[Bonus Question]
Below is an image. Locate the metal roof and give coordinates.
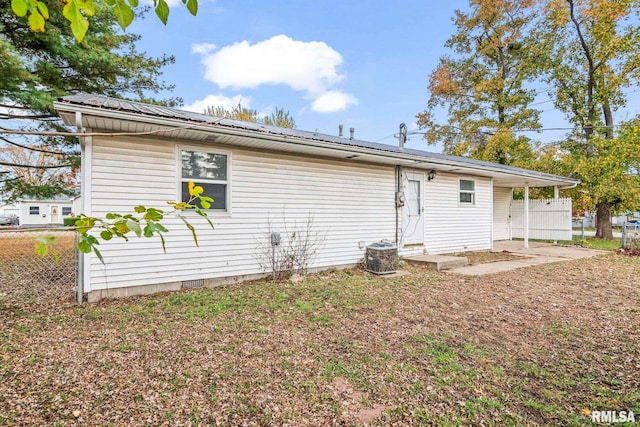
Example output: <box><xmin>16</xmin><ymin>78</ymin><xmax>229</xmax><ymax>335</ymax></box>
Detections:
<box><xmin>56</xmin><ymin>94</ymin><xmax>580</xmax><ymax>187</ymax></box>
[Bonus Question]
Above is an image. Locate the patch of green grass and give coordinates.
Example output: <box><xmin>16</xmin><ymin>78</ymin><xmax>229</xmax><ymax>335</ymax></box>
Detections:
<box><xmin>572</xmin><ymin>235</ymin><xmax>620</xmax><ymax>250</ymax></box>
<box><xmin>321</xmin><ymin>359</ymin><xmax>348</xmax><ymax>379</ymax></box>
<box><xmin>523</xmin><ymin>398</ymin><xmax>559</xmax><ymax>414</ymax></box>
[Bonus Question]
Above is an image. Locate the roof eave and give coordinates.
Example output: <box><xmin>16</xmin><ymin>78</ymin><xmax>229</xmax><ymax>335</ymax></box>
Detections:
<box><xmin>54</xmin><ymin>101</ymin><xmax>580</xmax><ymax>188</ymax></box>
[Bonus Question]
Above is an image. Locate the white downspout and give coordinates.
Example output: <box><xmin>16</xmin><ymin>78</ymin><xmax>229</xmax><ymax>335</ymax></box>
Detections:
<box><xmin>75</xmin><ymin>111</ymin><xmax>84</xmax><ymax>303</ymax></box>
<box><xmin>524</xmin><ymin>183</ymin><xmax>529</xmax><ymax>249</ymax></box>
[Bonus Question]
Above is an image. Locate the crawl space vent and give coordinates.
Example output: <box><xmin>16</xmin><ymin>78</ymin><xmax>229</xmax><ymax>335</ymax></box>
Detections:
<box><xmin>365</xmin><ymin>241</ymin><xmax>398</xmax><ymax>274</ymax></box>
<box><xmin>182</xmin><ymin>279</ymin><xmax>204</xmax><ymax>289</ymax></box>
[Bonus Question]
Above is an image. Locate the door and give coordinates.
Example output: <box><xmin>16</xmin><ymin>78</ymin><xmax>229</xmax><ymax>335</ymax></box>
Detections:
<box><xmin>50</xmin><ymin>205</ymin><xmax>60</xmax><ymax>224</ymax></box>
<box><xmin>402</xmin><ymin>172</ymin><xmax>425</xmax><ymax>245</ymax></box>
<box><xmin>493</xmin><ymin>187</ymin><xmax>512</xmax><ymax>240</ymax></box>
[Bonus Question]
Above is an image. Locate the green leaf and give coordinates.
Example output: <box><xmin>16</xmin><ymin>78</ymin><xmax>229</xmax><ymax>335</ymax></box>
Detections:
<box><xmin>154</xmin><ymin>223</ymin><xmax>169</xmax><ymax>233</ymax></box>
<box><xmin>93</xmin><ymin>246</ymin><xmax>104</xmax><ymax>264</ymax></box>
<box><xmin>62</xmin><ymin>0</ymin><xmax>89</xmax><ymax>40</ymax></box>
<box><xmin>195</xmin><ymin>207</ymin><xmax>215</xmax><ymax>230</ymax></box>
<box><xmin>114</xmin><ymin>0</ymin><xmax>134</xmax><ymax>29</ymax></box>
<box><xmin>36</xmin><ymin>1</ymin><xmax>49</xmax><ymax>19</ymax></box>
<box><xmin>178</xmin><ymin>214</ymin><xmax>198</xmax><ymax>246</ymax></box>
<box><xmin>143</xmin><ymin>223</ymin><xmax>154</xmax><ymax>238</ymax></box>
<box><xmin>126</xmin><ymin>218</ymin><xmax>142</xmax><ymax>237</ymax></box>
<box><xmin>158</xmin><ymin>232</ymin><xmax>166</xmax><ymax>253</ymax></box>
<box><xmin>78</xmin><ymin>237</ymin><xmax>93</xmax><ymax>253</ymax></box>
<box><xmin>134</xmin><ymin>205</ymin><xmax>146</xmax><ymax>213</ymax></box>
<box><xmin>105</xmin><ymin>213</ymin><xmax>121</xmax><ymax>220</ymax></box>
<box><xmin>154</xmin><ymin>0</ymin><xmax>169</xmax><ymax>25</ymax></box>
<box><xmin>144</xmin><ymin>207</ymin><xmax>163</xmax><ymax>221</ymax></box>
<box><xmin>28</xmin><ymin>10</ymin><xmax>45</xmax><ymax>32</ymax></box>
<box><xmin>35</xmin><ymin>241</ymin><xmax>48</xmax><ymax>257</ymax></box>
<box><xmin>100</xmin><ymin>230</ymin><xmax>113</xmax><ymax>241</ymax></box>
<box><xmin>128</xmin><ymin>0</ymin><xmax>139</xmax><ymax>7</ymax></box>
<box><xmin>185</xmin><ymin>0</ymin><xmax>197</xmax><ymax>16</ymax></box>
<box><xmin>11</xmin><ymin>0</ymin><xmax>28</xmax><ymax>17</ymax></box>
<box><xmin>104</xmin><ymin>0</ymin><xmax>116</xmax><ymax>5</ymax></box>
<box><xmin>114</xmin><ymin>221</ymin><xmax>130</xmax><ymax>234</ymax></box>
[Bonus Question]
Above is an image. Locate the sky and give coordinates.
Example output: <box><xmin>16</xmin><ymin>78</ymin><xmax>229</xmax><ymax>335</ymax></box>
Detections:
<box><xmin>128</xmin><ymin>0</ymin><xmax>640</xmax><ymax>152</ymax></box>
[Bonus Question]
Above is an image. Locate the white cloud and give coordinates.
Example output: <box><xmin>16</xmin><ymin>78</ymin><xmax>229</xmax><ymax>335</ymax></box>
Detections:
<box><xmin>194</xmin><ymin>34</ymin><xmax>345</xmax><ymax>96</ymax></box>
<box><xmin>311</xmin><ymin>91</ymin><xmax>358</xmax><ymax>113</ymax></box>
<box><xmin>191</xmin><ymin>43</ymin><xmax>217</xmax><ymax>55</ymax></box>
<box><xmin>181</xmin><ymin>94</ymin><xmax>251</xmax><ymax>114</ymax></box>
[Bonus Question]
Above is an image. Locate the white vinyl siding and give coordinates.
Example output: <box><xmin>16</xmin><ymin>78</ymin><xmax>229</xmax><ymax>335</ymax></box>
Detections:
<box><xmin>421</xmin><ymin>172</ymin><xmax>492</xmax><ymax>254</ymax></box>
<box><xmin>493</xmin><ymin>187</ymin><xmax>512</xmax><ymax>240</ymax></box>
<box><xmin>87</xmin><ymin>136</ymin><xmax>396</xmax><ymax>291</ymax></box>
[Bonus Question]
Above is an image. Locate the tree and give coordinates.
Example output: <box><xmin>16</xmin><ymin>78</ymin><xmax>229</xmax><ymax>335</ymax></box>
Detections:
<box><xmin>8</xmin><ymin>0</ymin><xmax>197</xmax><ymax>41</ymax></box>
<box><xmin>0</xmin><ymin>0</ymin><xmax>177</xmax><ymax>202</ymax></box>
<box><xmin>205</xmin><ymin>104</ymin><xmax>296</xmax><ymax>129</ymax></box>
<box><xmin>534</xmin><ymin>0</ymin><xmax>640</xmax><ymax>238</ymax></box>
<box><xmin>263</xmin><ymin>107</ymin><xmax>296</xmax><ymax>129</ymax></box>
<box><xmin>0</xmin><ymin>143</ymin><xmax>77</xmax><ymax>200</ymax></box>
<box><xmin>416</xmin><ymin>0</ymin><xmax>540</xmax><ymax>165</ymax></box>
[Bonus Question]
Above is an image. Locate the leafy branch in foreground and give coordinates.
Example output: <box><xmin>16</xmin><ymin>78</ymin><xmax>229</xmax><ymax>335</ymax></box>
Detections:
<box><xmin>37</xmin><ymin>181</ymin><xmax>214</xmax><ymax>263</ymax></box>
<box><xmin>10</xmin><ymin>0</ymin><xmax>198</xmax><ymax>41</ymax></box>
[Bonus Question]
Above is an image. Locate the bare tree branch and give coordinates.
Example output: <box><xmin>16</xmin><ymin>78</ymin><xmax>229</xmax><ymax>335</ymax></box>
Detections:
<box><xmin>0</xmin><ymin>160</ymin><xmax>74</xmax><ymax>169</ymax></box>
<box><xmin>0</xmin><ymin>136</ymin><xmax>75</xmax><ymax>156</ymax></box>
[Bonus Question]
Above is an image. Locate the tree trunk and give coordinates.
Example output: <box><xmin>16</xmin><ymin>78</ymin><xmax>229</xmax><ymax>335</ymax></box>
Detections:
<box><xmin>595</xmin><ymin>202</ymin><xmax>613</xmax><ymax>239</ymax></box>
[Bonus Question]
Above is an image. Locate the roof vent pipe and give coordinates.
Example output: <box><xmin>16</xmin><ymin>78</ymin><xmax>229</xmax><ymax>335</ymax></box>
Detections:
<box><xmin>338</xmin><ymin>124</ymin><xmax>344</xmax><ymax>137</ymax></box>
<box><xmin>349</xmin><ymin>127</ymin><xmax>355</xmax><ymax>140</ymax></box>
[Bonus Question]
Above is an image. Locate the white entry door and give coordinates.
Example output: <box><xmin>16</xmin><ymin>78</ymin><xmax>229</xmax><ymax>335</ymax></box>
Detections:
<box><xmin>50</xmin><ymin>205</ymin><xmax>60</xmax><ymax>223</ymax></box>
<box><xmin>402</xmin><ymin>172</ymin><xmax>425</xmax><ymax>245</ymax></box>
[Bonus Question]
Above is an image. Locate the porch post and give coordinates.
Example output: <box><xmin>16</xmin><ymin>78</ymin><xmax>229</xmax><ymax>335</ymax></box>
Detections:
<box><xmin>524</xmin><ymin>183</ymin><xmax>529</xmax><ymax>249</ymax></box>
<box><xmin>553</xmin><ymin>185</ymin><xmax>559</xmax><ymax>245</ymax></box>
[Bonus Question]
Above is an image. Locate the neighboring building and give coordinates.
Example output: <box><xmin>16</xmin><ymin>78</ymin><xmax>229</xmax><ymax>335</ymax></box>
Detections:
<box><xmin>0</xmin><ymin>203</ymin><xmax>19</xmax><ymax>216</ymax></box>
<box><xmin>55</xmin><ymin>95</ymin><xmax>580</xmax><ymax>301</ymax></box>
<box><xmin>17</xmin><ymin>197</ymin><xmax>75</xmax><ymax>226</ymax></box>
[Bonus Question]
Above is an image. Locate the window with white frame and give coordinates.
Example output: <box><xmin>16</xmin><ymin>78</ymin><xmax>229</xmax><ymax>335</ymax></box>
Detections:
<box><xmin>180</xmin><ymin>149</ymin><xmax>228</xmax><ymax>211</ymax></box>
<box><xmin>29</xmin><ymin>206</ymin><xmax>40</xmax><ymax>215</ymax></box>
<box><xmin>62</xmin><ymin>207</ymin><xmax>72</xmax><ymax>216</ymax></box>
<box><xmin>459</xmin><ymin>179</ymin><xmax>475</xmax><ymax>205</ymax></box>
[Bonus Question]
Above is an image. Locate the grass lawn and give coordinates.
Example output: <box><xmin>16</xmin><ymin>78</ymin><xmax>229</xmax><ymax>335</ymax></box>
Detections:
<box><xmin>516</xmin><ymin>235</ymin><xmax>622</xmax><ymax>251</ymax></box>
<box><xmin>570</xmin><ymin>235</ymin><xmax>621</xmax><ymax>250</ymax></box>
<box><xmin>1</xmin><ymin>255</ymin><xmax>639</xmax><ymax>425</ymax></box>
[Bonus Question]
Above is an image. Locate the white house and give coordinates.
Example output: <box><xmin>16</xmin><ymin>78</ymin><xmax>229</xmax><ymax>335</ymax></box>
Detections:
<box><xmin>1</xmin><ymin>198</ymin><xmax>75</xmax><ymax>226</ymax></box>
<box><xmin>16</xmin><ymin>197</ymin><xmax>75</xmax><ymax>226</ymax></box>
<box><xmin>55</xmin><ymin>95</ymin><xmax>580</xmax><ymax>302</ymax></box>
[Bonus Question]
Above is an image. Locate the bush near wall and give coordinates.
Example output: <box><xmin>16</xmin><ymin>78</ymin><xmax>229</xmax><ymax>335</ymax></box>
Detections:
<box><xmin>63</xmin><ymin>217</ymin><xmax>78</xmax><ymax>227</ymax></box>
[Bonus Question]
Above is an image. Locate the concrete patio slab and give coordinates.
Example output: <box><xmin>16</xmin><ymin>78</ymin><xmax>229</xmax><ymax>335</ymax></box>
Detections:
<box><xmin>492</xmin><ymin>240</ymin><xmax>610</xmax><ymax>259</ymax></box>
<box><xmin>403</xmin><ymin>254</ymin><xmax>468</xmax><ymax>271</ymax></box>
<box><xmin>447</xmin><ymin>241</ymin><xmax>608</xmax><ymax>276</ymax></box>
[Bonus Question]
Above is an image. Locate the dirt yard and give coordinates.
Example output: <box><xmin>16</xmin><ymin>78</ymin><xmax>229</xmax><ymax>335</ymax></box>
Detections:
<box><xmin>0</xmin><ymin>254</ymin><xmax>638</xmax><ymax>425</ymax></box>
<box><xmin>0</xmin><ymin>231</ymin><xmax>77</xmax><ymax>304</ymax></box>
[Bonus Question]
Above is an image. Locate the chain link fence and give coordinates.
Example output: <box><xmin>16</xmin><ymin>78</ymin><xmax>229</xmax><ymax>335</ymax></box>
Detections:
<box><xmin>0</xmin><ymin>229</ymin><xmax>78</xmax><ymax>307</ymax></box>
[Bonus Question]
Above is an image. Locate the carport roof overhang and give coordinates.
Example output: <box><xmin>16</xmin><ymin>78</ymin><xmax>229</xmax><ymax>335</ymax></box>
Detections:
<box><xmin>55</xmin><ymin>96</ymin><xmax>579</xmax><ymax>189</ymax></box>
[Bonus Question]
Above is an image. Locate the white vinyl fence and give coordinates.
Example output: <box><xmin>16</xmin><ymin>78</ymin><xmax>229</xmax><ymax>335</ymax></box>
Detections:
<box><xmin>511</xmin><ymin>198</ymin><xmax>573</xmax><ymax>241</ymax></box>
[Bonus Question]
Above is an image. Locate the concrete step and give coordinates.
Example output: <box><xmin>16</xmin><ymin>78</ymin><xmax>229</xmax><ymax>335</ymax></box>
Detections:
<box><xmin>403</xmin><ymin>254</ymin><xmax>468</xmax><ymax>271</ymax></box>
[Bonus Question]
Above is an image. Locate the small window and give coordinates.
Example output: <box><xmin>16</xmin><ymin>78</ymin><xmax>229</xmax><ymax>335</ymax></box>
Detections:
<box><xmin>62</xmin><ymin>207</ymin><xmax>72</xmax><ymax>216</ymax></box>
<box><xmin>181</xmin><ymin>149</ymin><xmax>228</xmax><ymax>210</ymax></box>
<box><xmin>29</xmin><ymin>206</ymin><xmax>40</xmax><ymax>215</ymax></box>
<box><xmin>459</xmin><ymin>179</ymin><xmax>475</xmax><ymax>205</ymax></box>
